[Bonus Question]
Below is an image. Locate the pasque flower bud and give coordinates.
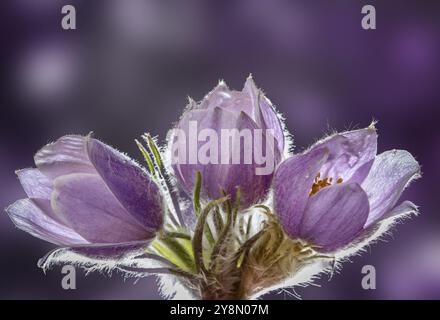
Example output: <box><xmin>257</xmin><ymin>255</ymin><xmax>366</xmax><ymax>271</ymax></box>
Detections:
<box><xmin>170</xmin><ymin>76</ymin><xmax>285</xmax><ymax>208</ymax></box>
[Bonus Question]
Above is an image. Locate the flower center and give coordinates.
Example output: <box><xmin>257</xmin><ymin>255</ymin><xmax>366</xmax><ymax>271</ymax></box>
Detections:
<box><xmin>309</xmin><ymin>173</ymin><xmax>343</xmax><ymax>196</ymax></box>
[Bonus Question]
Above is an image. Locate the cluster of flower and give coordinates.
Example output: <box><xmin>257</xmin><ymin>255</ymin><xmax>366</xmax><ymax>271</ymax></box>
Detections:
<box><xmin>6</xmin><ymin>77</ymin><xmax>420</xmax><ymax>299</ymax></box>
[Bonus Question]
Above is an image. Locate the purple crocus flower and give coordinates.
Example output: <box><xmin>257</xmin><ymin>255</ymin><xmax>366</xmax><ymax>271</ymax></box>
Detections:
<box><xmin>273</xmin><ymin>125</ymin><xmax>420</xmax><ymax>252</ymax></box>
<box><xmin>6</xmin><ymin>135</ymin><xmax>164</xmax><ymax>254</ymax></box>
<box><xmin>170</xmin><ymin>76</ymin><xmax>285</xmax><ymax>208</ymax></box>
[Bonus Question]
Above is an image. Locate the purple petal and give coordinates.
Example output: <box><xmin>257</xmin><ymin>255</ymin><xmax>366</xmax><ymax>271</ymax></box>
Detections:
<box><xmin>171</xmin><ymin>109</ymin><xmax>205</xmax><ymax>193</ymax></box>
<box><xmin>87</xmin><ymin>138</ymin><xmax>164</xmax><ymax>232</ymax></box>
<box><xmin>33</xmin><ymin>198</ymin><xmax>70</xmax><ymax>226</ymax></box>
<box><xmin>6</xmin><ymin>199</ymin><xmax>87</xmax><ymax>246</ymax></box>
<box><xmin>199</xmin><ymin>81</ymin><xmax>235</xmax><ymax>111</ymax></box>
<box><xmin>53</xmin><ymin>241</ymin><xmax>151</xmax><ymax>260</ymax></box>
<box><xmin>217</xmin><ymin>112</ymin><xmax>277</xmax><ymax>207</ymax></box>
<box><xmin>273</xmin><ymin>147</ymin><xmax>329</xmax><ymax>237</ymax></box>
<box><xmin>380</xmin><ymin>201</ymin><xmax>418</xmax><ymax>221</ymax></box>
<box><xmin>198</xmin><ymin>77</ymin><xmax>285</xmax><ymax>154</ymax></box>
<box><xmin>71</xmin><ymin>242</ymin><xmax>149</xmax><ymax>258</ymax></box>
<box><xmin>36</xmin><ymin>240</ymin><xmax>168</xmax><ymax>275</ymax></box>
<box><xmin>242</xmin><ymin>76</ymin><xmax>264</xmax><ymax>126</ymax></box>
<box><xmin>300</xmin><ymin>183</ymin><xmax>370</xmax><ymax>252</ymax></box>
<box><xmin>16</xmin><ymin>168</ymin><xmax>53</xmax><ymax>199</ymax></box>
<box><xmin>34</xmin><ymin>135</ymin><xmax>95</xmax><ymax>179</ymax></box>
<box><xmin>309</xmin><ymin>126</ymin><xmax>377</xmax><ymax>183</ymax></box>
<box><xmin>347</xmin><ymin>159</ymin><xmax>374</xmax><ymax>184</ymax></box>
<box><xmin>16</xmin><ymin>169</ymin><xmax>69</xmax><ymax>225</ymax></box>
<box><xmin>173</xmin><ymin>106</ymin><xmax>276</xmax><ymax>207</ymax></box>
<box><xmin>199</xmin><ymin>81</ymin><xmax>255</xmax><ymax>119</ymax></box>
<box><xmin>51</xmin><ymin>173</ymin><xmax>154</xmax><ymax>243</ymax></box>
<box><xmin>243</xmin><ymin>76</ymin><xmax>285</xmax><ymax>153</ymax></box>
<box><xmin>362</xmin><ymin>150</ymin><xmax>421</xmax><ymax>226</ymax></box>
<box><xmin>172</xmin><ymin>78</ymin><xmax>285</xmax><ymax>208</ymax></box>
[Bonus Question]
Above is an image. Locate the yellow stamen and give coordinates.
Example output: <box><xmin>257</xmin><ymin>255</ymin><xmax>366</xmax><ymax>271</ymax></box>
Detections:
<box><xmin>309</xmin><ymin>173</ymin><xmax>343</xmax><ymax>196</ymax></box>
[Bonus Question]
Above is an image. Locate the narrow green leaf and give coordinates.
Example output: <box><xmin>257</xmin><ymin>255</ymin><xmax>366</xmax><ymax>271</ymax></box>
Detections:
<box><xmin>204</xmin><ymin>222</ymin><xmax>215</xmax><ymax>248</ymax></box>
<box><xmin>143</xmin><ymin>133</ymin><xmax>162</xmax><ymax>169</ymax></box>
<box><xmin>254</xmin><ymin>204</ymin><xmax>272</xmax><ymax>215</ymax></box>
<box><xmin>245</xmin><ymin>215</ymin><xmax>253</xmax><ymax>239</ymax></box>
<box><xmin>209</xmin><ymin>192</ymin><xmax>233</xmax><ymax>271</ymax></box>
<box><xmin>233</xmin><ymin>229</ymin><xmax>265</xmax><ymax>269</ymax></box>
<box><xmin>142</xmin><ymin>133</ymin><xmax>184</xmax><ymax>227</ymax></box>
<box><xmin>238</xmin><ymin>215</ymin><xmax>246</xmax><ymax>236</ymax></box>
<box><xmin>192</xmin><ymin>196</ymin><xmax>229</xmax><ymax>274</ymax></box>
<box><xmin>163</xmin><ymin>231</ymin><xmax>192</xmax><ymax>241</ymax></box>
<box><xmin>213</xmin><ymin>206</ymin><xmax>224</xmax><ymax>234</ymax></box>
<box><xmin>151</xmin><ymin>241</ymin><xmax>182</xmax><ymax>270</ymax></box>
<box><xmin>157</xmin><ymin>237</ymin><xmax>195</xmax><ymax>273</ymax></box>
<box><xmin>236</xmin><ymin>252</ymin><xmax>245</xmax><ymax>268</ymax></box>
<box><xmin>135</xmin><ymin>139</ymin><xmax>156</xmax><ymax>178</ymax></box>
<box><xmin>193</xmin><ymin>171</ymin><xmax>202</xmax><ymax>216</ymax></box>
<box><xmin>221</xmin><ymin>188</ymin><xmax>232</xmax><ymax>215</ymax></box>
<box><xmin>232</xmin><ymin>186</ymin><xmax>241</xmax><ymax>226</ymax></box>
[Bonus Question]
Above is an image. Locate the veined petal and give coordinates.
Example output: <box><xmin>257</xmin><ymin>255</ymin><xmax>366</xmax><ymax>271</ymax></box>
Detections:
<box><xmin>215</xmin><ymin>110</ymin><xmax>276</xmax><ymax>207</ymax></box>
<box><xmin>309</xmin><ymin>126</ymin><xmax>377</xmax><ymax>183</ymax></box>
<box><xmin>171</xmin><ymin>108</ymin><xmax>208</xmax><ymax>193</ymax></box>
<box><xmin>34</xmin><ymin>135</ymin><xmax>95</xmax><ymax>179</ymax></box>
<box><xmin>199</xmin><ymin>77</ymin><xmax>284</xmax><ymax>154</ymax></box>
<box><xmin>37</xmin><ymin>240</ymin><xmax>169</xmax><ymax>278</ymax></box>
<box><xmin>6</xmin><ymin>198</ymin><xmax>87</xmax><ymax>246</ymax></box>
<box><xmin>199</xmin><ymin>81</ymin><xmax>233</xmax><ymax>111</ymax></box>
<box><xmin>16</xmin><ymin>168</ymin><xmax>69</xmax><ymax>225</ymax></box>
<box><xmin>40</xmin><ymin>241</ymin><xmax>151</xmax><ymax>263</ymax></box>
<box><xmin>87</xmin><ymin>138</ymin><xmax>164</xmax><ymax>232</ymax></box>
<box><xmin>51</xmin><ymin>173</ymin><xmax>154</xmax><ymax>243</ymax></box>
<box><xmin>347</xmin><ymin>159</ymin><xmax>374</xmax><ymax>184</ymax></box>
<box><xmin>173</xmin><ymin>106</ymin><xmax>274</xmax><ymax>207</ymax></box>
<box><xmin>243</xmin><ymin>76</ymin><xmax>285</xmax><ymax>153</ymax></box>
<box><xmin>273</xmin><ymin>147</ymin><xmax>329</xmax><ymax>237</ymax></box>
<box><xmin>16</xmin><ymin>168</ymin><xmax>53</xmax><ymax>199</ymax></box>
<box><xmin>199</xmin><ymin>81</ymin><xmax>255</xmax><ymax>120</ymax></box>
<box><xmin>243</xmin><ymin>76</ymin><xmax>264</xmax><ymax>126</ymax></box>
<box><xmin>300</xmin><ymin>183</ymin><xmax>370</xmax><ymax>252</ymax></box>
<box><xmin>172</xmin><ymin>77</ymin><xmax>285</xmax><ymax>209</ymax></box>
<box><xmin>362</xmin><ymin>150</ymin><xmax>421</xmax><ymax>227</ymax></box>
<box><xmin>380</xmin><ymin>200</ymin><xmax>419</xmax><ymax>221</ymax></box>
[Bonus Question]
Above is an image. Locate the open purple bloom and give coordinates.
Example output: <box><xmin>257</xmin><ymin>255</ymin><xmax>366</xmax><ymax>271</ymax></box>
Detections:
<box><xmin>273</xmin><ymin>125</ymin><xmax>420</xmax><ymax>252</ymax></box>
<box><xmin>170</xmin><ymin>76</ymin><xmax>285</xmax><ymax>208</ymax></box>
<box><xmin>6</xmin><ymin>135</ymin><xmax>164</xmax><ymax>254</ymax></box>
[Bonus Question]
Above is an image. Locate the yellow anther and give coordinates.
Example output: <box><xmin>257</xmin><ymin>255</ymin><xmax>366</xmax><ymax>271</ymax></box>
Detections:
<box><xmin>309</xmin><ymin>173</ymin><xmax>344</xmax><ymax>196</ymax></box>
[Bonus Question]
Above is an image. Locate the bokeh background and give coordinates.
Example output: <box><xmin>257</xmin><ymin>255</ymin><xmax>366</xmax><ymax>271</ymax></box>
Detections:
<box><xmin>1</xmin><ymin>0</ymin><xmax>439</xmax><ymax>299</ymax></box>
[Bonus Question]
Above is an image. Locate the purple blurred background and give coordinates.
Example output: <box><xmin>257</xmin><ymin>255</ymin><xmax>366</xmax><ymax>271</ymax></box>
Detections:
<box><xmin>1</xmin><ymin>0</ymin><xmax>439</xmax><ymax>299</ymax></box>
